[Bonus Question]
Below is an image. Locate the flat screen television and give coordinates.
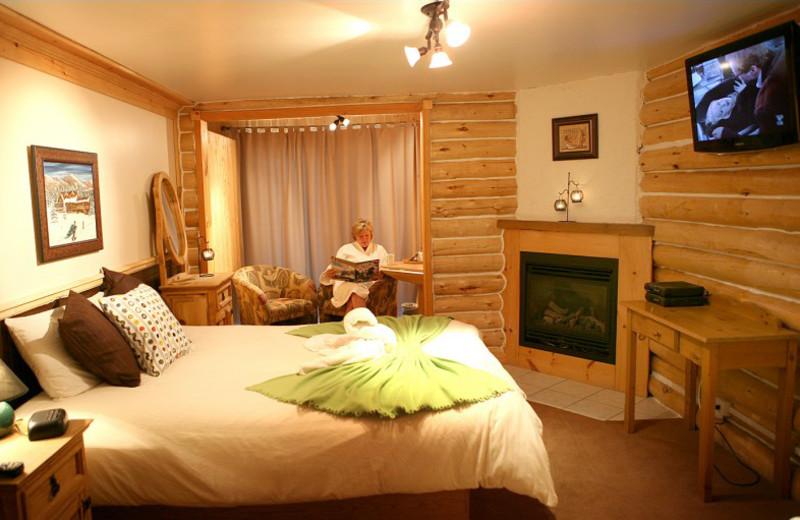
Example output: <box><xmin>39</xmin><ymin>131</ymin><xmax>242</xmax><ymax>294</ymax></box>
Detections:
<box><xmin>685</xmin><ymin>22</ymin><xmax>800</xmax><ymax>153</ymax></box>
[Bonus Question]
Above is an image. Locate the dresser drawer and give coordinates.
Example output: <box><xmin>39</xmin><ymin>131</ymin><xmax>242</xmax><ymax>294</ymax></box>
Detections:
<box><xmin>24</xmin><ymin>444</ymin><xmax>87</xmax><ymax>520</ymax></box>
<box><xmin>631</xmin><ymin>314</ymin><xmax>677</xmax><ymax>351</ymax></box>
<box><xmin>217</xmin><ymin>284</ymin><xmax>233</xmax><ymax>311</ymax></box>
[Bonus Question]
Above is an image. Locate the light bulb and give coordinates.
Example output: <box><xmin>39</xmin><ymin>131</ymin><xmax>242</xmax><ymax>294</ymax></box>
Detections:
<box><xmin>554</xmin><ymin>199</ymin><xmax>568</xmax><ymax>211</ymax></box>
<box><xmin>329</xmin><ymin>122</ymin><xmax>337</xmax><ymax>131</ymax></box>
<box><xmin>404</xmin><ymin>46</ymin><xmax>422</xmax><ymax>67</ymax></box>
<box><xmin>571</xmin><ymin>190</ymin><xmax>584</xmax><ymax>203</ymax></box>
<box><xmin>445</xmin><ymin>20</ymin><xmax>471</xmax><ymax>48</ymax></box>
<box><xmin>341</xmin><ymin>117</ymin><xmax>350</xmax><ymax>127</ymax></box>
<box><xmin>429</xmin><ymin>47</ymin><xmax>452</xmax><ymax>68</ymax></box>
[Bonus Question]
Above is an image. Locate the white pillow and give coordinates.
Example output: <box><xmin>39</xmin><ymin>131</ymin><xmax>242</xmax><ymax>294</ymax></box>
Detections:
<box><xmin>5</xmin><ymin>307</ymin><xmax>101</xmax><ymax>399</ymax></box>
<box><xmin>99</xmin><ymin>285</ymin><xmax>191</xmax><ymax>377</ymax></box>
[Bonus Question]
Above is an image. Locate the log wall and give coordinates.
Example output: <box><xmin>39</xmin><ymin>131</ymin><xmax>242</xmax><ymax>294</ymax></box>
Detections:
<box><xmin>639</xmin><ymin>6</ymin><xmax>800</xmax><ymax>499</ymax></box>
<box><xmin>177</xmin><ymin>93</ymin><xmax>516</xmax><ymax>354</ymax></box>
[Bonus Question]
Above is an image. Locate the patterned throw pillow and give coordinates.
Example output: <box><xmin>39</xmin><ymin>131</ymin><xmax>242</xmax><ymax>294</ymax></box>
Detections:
<box><xmin>99</xmin><ymin>285</ymin><xmax>191</xmax><ymax>377</ymax></box>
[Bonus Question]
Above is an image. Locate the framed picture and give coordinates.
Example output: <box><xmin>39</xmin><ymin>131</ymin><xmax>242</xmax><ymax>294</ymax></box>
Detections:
<box><xmin>30</xmin><ymin>146</ymin><xmax>103</xmax><ymax>263</ymax></box>
<box><xmin>552</xmin><ymin>114</ymin><xmax>598</xmax><ymax>161</ymax></box>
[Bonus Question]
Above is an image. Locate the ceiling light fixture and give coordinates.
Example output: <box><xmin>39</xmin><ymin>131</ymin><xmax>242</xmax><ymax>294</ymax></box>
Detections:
<box><xmin>404</xmin><ymin>1</ymin><xmax>470</xmax><ymax>69</ymax></box>
<box><xmin>329</xmin><ymin>115</ymin><xmax>350</xmax><ymax>131</ymax></box>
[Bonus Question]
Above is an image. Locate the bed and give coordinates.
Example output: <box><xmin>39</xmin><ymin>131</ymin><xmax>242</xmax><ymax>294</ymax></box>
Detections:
<box><xmin>3</xmin><ymin>284</ymin><xmax>557</xmax><ymax>519</ymax></box>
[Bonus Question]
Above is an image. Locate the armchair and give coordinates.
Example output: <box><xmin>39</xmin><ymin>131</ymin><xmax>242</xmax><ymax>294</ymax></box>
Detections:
<box><xmin>232</xmin><ymin>265</ymin><xmax>317</xmax><ymax>325</ymax></box>
<box><xmin>318</xmin><ymin>276</ymin><xmax>398</xmax><ymax>322</ymax></box>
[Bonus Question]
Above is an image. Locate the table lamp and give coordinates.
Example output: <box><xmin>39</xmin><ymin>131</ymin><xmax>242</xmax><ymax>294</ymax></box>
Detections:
<box><xmin>0</xmin><ymin>359</ymin><xmax>28</xmax><ymax>438</ymax></box>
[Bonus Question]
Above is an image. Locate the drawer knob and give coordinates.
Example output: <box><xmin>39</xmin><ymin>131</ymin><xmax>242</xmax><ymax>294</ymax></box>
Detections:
<box><xmin>49</xmin><ymin>475</ymin><xmax>60</xmax><ymax>499</ymax></box>
<box><xmin>653</xmin><ymin>330</ymin><xmax>661</xmax><ymax>339</ymax></box>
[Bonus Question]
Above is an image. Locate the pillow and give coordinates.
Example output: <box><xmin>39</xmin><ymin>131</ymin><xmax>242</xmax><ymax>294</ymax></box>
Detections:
<box><xmin>58</xmin><ymin>291</ymin><xmax>141</xmax><ymax>387</ymax></box>
<box><xmin>102</xmin><ymin>267</ymin><xmax>142</xmax><ymax>296</ymax></box>
<box><xmin>5</xmin><ymin>307</ymin><xmax>101</xmax><ymax>399</ymax></box>
<box><xmin>99</xmin><ymin>285</ymin><xmax>191</xmax><ymax>377</ymax></box>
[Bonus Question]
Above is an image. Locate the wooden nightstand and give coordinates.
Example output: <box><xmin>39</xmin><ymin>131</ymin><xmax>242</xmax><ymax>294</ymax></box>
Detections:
<box><xmin>160</xmin><ymin>273</ymin><xmax>234</xmax><ymax>326</ymax></box>
<box><xmin>0</xmin><ymin>418</ymin><xmax>92</xmax><ymax>520</ymax></box>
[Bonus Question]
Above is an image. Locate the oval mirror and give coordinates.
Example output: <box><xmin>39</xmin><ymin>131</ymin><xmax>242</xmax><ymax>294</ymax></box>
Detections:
<box><xmin>152</xmin><ymin>172</ymin><xmax>187</xmax><ymax>284</ymax></box>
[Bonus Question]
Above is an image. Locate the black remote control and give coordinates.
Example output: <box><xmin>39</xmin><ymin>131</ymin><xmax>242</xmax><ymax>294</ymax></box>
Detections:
<box><xmin>0</xmin><ymin>461</ymin><xmax>23</xmax><ymax>478</ymax></box>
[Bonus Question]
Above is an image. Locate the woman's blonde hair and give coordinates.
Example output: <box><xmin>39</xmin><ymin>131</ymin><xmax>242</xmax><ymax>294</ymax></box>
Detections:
<box><xmin>351</xmin><ymin>218</ymin><xmax>374</xmax><ymax>239</ymax></box>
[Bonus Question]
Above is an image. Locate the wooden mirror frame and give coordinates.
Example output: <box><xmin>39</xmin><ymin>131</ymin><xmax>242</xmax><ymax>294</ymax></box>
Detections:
<box><xmin>152</xmin><ymin>172</ymin><xmax>187</xmax><ymax>286</ymax></box>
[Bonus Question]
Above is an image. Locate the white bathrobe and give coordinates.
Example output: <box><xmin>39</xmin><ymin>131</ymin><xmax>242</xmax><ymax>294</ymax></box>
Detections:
<box><xmin>320</xmin><ymin>241</ymin><xmax>388</xmax><ymax>308</ymax></box>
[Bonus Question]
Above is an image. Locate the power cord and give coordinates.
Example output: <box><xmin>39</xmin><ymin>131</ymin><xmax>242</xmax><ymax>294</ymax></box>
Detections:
<box><xmin>712</xmin><ymin>420</ymin><xmax>761</xmax><ymax>487</ymax></box>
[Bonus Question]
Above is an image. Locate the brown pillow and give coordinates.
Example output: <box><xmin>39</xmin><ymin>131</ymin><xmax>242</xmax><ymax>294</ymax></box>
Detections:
<box><xmin>102</xmin><ymin>267</ymin><xmax>142</xmax><ymax>296</ymax></box>
<box><xmin>58</xmin><ymin>291</ymin><xmax>140</xmax><ymax>387</ymax></box>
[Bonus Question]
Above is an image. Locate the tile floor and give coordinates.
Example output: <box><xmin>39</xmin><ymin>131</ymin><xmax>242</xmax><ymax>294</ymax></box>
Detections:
<box><xmin>502</xmin><ymin>364</ymin><xmax>680</xmax><ymax>422</ymax></box>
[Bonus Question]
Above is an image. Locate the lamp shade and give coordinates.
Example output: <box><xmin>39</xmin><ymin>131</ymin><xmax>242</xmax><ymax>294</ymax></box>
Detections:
<box><xmin>429</xmin><ymin>48</ymin><xmax>452</xmax><ymax>68</ymax></box>
<box><xmin>0</xmin><ymin>359</ymin><xmax>27</xmax><ymax>403</ymax></box>
<box><xmin>445</xmin><ymin>20</ymin><xmax>471</xmax><ymax>47</ymax></box>
<box><xmin>201</xmin><ymin>248</ymin><xmax>215</xmax><ymax>262</ymax></box>
<box><xmin>404</xmin><ymin>46</ymin><xmax>422</xmax><ymax>67</ymax></box>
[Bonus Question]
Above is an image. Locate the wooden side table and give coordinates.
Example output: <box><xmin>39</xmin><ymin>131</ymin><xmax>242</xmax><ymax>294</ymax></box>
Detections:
<box><xmin>621</xmin><ymin>299</ymin><xmax>798</xmax><ymax>502</ymax></box>
<box><xmin>381</xmin><ymin>262</ymin><xmax>425</xmax><ymax>315</ymax></box>
<box><xmin>0</xmin><ymin>418</ymin><xmax>92</xmax><ymax>520</ymax></box>
<box><xmin>160</xmin><ymin>273</ymin><xmax>234</xmax><ymax>326</ymax></box>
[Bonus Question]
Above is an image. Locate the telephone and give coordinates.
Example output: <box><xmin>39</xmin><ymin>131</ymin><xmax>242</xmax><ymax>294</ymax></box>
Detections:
<box><xmin>28</xmin><ymin>408</ymin><xmax>68</xmax><ymax>441</ymax></box>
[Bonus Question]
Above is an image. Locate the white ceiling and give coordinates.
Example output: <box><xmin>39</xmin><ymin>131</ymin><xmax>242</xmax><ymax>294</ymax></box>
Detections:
<box><xmin>2</xmin><ymin>0</ymin><xmax>796</xmax><ymax>103</ymax></box>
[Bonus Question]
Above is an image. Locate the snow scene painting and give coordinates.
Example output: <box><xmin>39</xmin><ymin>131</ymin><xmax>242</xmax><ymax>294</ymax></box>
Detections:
<box><xmin>44</xmin><ymin>161</ymin><xmax>98</xmax><ymax>247</ymax></box>
<box><xmin>31</xmin><ymin>146</ymin><xmax>103</xmax><ymax>263</ymax></box>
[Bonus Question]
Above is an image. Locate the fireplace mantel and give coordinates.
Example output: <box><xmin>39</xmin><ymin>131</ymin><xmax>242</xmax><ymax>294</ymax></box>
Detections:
<box><xmin>499</xmin><ymin>219</ymin><xmax>653</xmax><ymax>393</ymax></box>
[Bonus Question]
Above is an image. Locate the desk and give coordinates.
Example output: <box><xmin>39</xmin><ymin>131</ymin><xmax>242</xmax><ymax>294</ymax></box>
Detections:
<box><xmin>622</xmin><ymin>300</ymin><xmax>798</xmax><ymax>502</ymax></box>
<box><xmin>381</xmin><ymin>262</ymin><xmax>424</xmax><ymax>313</ymax></box>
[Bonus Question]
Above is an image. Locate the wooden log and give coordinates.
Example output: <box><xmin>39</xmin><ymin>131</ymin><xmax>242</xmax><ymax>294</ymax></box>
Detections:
<box><xmin>649</xmin><ymin>220</ymin><xmax>800</xmax><ymax>265</ymax></box>
<box><xmin>479</xmin><ymin>329</ymin><xmax>506</xmax><ymax>349</ymax></box>
<box><xmin>640</xmin><ymin>195</ymin><xmax>800</xmax><ymax>232</ymax></box>
<box><xmin>431</xmin><ymin>121</ymin><xmax>516</xmax><ymax>140</ymax></box>
<box><xmin>183</xmin><ymin>189</ymin><xmax>198</xmax><ymax>209</ymax></box>
<box><xmin>650</xmin><ymin>356</ymin><xmax>685</xmax><ymax>388</ymax></box>
<box><xmin>444</xmin><ymin>311</ymin><xmax>503</xmax><ymax>330</ymax></box>
<box><xmin>641</xmin><ymin>120</ymin><xmax>691</xmax><ymax>147</ymax></box>
<box><xmin>185</xmin><ymin>210</ymin><xmax>199</xmax><ymax>228</ymax></box>
<box><xmin>195</xmin><ymin>94</ymin><xmax>429</xmax><ymax>112</ymax></box>
<box><xmin>649</xmin><ymin>338</ymin><xmax>685</xmax><ymax>371</ymax></box>
<box><xmin>432</xmin><ymin>178</ymin><xmax>517</xmax><ymax>199</ymax></box>
<box><xmin>431</xmin><ymin>139</ymin><xmax>516</xmax><ymax>161</ymax></box>
<box><xmin>653</xmin><ymin>244</ymin><xmax>800</xmax><ymax>300</ymax></box>
<box><xmin>431</xmin><ymin>218</ymin><xmax>502</xmax><ymax>238</ymax></box>
<box><xmin>431</xmin><ymin>197</ymin><xmax>517</xmax><ymax>218</ymax></box>
<box><xmin>643</xmin><ymin>69</ymin><xmax>686</xmax><ymax>103</ymax></box>
<box><xmin>654</xmin><ymin>267</ymin><xmax>800</xmax><ymax>333</ymax></box>
<box><xmin>640</xmin><ymin>143</ymin><xmax>800</xmax><ymax>172</ymax></box>
<box><xmin>717</xmin><ymin>370</ymin><xmax>778</xmax><ymax>435</ymax></box>
<box><xmin>432</xmin><ymin>237</ymin><xmax>503</xmax><ymax>256</ymax></box>
<box><xmin>715</xmin><ymin>420</ymin><xmax>775</xmax><ymax>484</ymax></box>
<box><xmin>178</xmin><ymin>114</ymin><xmax>193</xmax><ymax>132</ymax></box>
<box><xmin>433</xmin><ymin>255</ymin><xmax>505</xmax><ymax>274</ymax></box>
<box><xmin>434</xmin><ymin>92</ymin><xmax>516</xmax><ymax>103</ymax></box>
<box><xmin>431</xmin><ymin>160</ymin><xmax>516</xmax><ymax>181</ymax></box>
<box><xmin>434</xmin><ymin>294</ymin><xmax>502</xmax><ymax>314</ymax></box>
<box><xmin>641</xmin><ymin>168</ymin><xmax>800</xmax><ymax>196</ymax></box>
<box><xmin>181</xmin><ymin>152</ymin><xmax>196</xmax><ymax>171</ymax></box>
<box><xmin>640</xmin><ymin>96</ymin><xmax>689</xmax><ymax>127</ymax></box>
<box><xmin>179</xmin><ymin>132</ymin><xmax>195</xmax><ymax>151</ymax></box>
<box><xmin>433</xmin><ymin>274</ymin><xmax>505</xmax><ymax>295</ymax></box>
<box><xmin>647</xmin><ymin>60</ymin><xmax>684</xmax><ymax>82</ymax></box>
<box><xmin>647</xmin><ymin>375</ymin><xmax>684</xmax><ymax>415</ymax></box>
<box><xmin>431</xmin><ymin>102</ymin><xmax>516</xmax><ymax>122</ymax></box>
<box><xmin>183</xmin><ymin>171</ymin><xmax>197</xmax><ymax>190</ymax></box>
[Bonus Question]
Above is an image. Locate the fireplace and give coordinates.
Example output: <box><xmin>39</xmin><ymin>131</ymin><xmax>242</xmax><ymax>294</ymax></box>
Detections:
<box><xmin>520</xmin><ymin>252</ymin><xmax>618</xmax><ymax>364</ymax></box>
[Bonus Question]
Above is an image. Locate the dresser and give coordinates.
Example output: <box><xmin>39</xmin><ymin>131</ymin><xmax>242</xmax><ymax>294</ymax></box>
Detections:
<box><xmin>160</xmin><ymin>273</ymin><xmax>234</xmax><ymax>326</ymax></box>
<box><xmin>0</xmin><ymin>419</ymin><xmax>92</xmax><ymax>520</ymax></box>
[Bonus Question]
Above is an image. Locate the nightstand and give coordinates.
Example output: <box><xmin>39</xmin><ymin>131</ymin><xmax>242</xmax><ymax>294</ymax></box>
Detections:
<box><xmin>0</xmin><ymin>418</ymin><xmax>92</xmax><ymax>520</ymax></box>
<box><xmin>160</xmin><ymin>272</ymin><xmax>234</xmax><ymax>326</ymax></box>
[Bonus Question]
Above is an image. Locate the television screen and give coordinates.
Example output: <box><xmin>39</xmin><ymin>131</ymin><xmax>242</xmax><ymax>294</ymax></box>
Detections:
<box><xmin>685</xmin><ymin>22</ymin><xmax>799</xmax><ymax>153</ymax></box>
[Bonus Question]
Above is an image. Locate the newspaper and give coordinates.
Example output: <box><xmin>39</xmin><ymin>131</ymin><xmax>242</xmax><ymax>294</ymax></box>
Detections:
<box><xmin>330</xmin><ymin>257</ymin><xmax>380</xmax><ymax>283</ymax></box>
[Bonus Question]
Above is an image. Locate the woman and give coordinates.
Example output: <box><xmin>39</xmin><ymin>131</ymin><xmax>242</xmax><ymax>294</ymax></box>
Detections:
<box><xmin>320</xmin><ymin>218</ymin><xmax>388</xmax><ymax>312</ymax></box>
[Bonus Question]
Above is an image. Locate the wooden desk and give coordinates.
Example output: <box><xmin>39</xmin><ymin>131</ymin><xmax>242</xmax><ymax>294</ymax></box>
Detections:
<box><xmin>621</xmin><ymin>300</ymin><xmax>798</xmax><ymax>502</ymax></box>
<box><xmin>381</xmin><ymin>262</ymin><xmax>425</xmax><ymax>314</ymax></box>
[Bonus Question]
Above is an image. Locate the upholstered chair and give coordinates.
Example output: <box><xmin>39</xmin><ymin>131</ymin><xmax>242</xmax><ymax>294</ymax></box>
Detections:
<box><xmin>317</xmin><ymin>276</ymin><xmax>398</xmax><ymax>322</ymax></box>
<box><xmin>232</xmin><ymin>265</ymin><xmax>318</xmax><ymax>325</ymax></box>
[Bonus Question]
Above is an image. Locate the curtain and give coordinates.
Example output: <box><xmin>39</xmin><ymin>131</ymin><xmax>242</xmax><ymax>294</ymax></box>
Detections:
<box><xmin>231</xmin><ymin>123</ymin><xmax>419</xmax><ymax>304</ymax></box>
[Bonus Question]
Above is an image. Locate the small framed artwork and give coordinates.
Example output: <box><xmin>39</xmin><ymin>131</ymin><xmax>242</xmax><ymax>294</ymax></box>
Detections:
<box><xmin>552</xmin><ymin>113</ymin><xmax>598</xmax><ymax>161</ymax></box>
<box><xmin>30</xmin><ymin>145</ymin><xmax>103</xmax><ymax>263</ymax></box>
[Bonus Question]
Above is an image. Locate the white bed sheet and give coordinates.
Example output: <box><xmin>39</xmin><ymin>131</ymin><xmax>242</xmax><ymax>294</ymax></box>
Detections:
<box><xmin>17</xmin><ymin>321</ymin><xmax>558</xmax><ymax>508</ymax></box>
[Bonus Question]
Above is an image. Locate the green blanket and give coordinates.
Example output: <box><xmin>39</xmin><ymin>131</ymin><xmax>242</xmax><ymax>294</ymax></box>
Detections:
<box><xmin>246</xmin><ymin>315</ymin><xmax>512</xmax><ymax>419</ymax></box>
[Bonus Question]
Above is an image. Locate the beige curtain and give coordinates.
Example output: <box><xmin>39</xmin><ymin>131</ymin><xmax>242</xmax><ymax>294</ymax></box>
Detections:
<box><xmin>231</xmin><ymin>123</ymin><xmax>419</xmax><ymax>304</ymax></box>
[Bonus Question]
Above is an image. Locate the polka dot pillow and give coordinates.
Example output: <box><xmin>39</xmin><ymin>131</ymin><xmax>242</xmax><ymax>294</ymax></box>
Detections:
<box><xmin>99</xmin><ymin>284</ymin><xmax>191</xmax><ymax>376</ymax></box>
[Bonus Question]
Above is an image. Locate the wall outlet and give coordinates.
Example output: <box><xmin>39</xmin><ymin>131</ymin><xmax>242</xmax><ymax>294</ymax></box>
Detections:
<box><xmin>714</xmin><ymin>397</ymin><xmax>732</xmax><ymax>419</ymax></box>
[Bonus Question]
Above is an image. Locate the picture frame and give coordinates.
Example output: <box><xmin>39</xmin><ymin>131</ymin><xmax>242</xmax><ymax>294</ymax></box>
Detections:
<box><xmin>552</xmin><ymin>114</ymin><xmax>598</xmax><ymax>161</ymax></box>
<box><xmin>30</xmin><ymin>145</ymin><xmax>103</xmax><ymax>263</ymax></box>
